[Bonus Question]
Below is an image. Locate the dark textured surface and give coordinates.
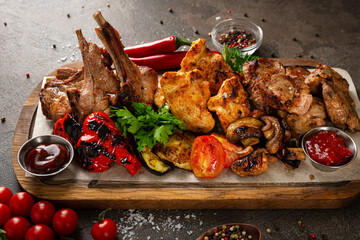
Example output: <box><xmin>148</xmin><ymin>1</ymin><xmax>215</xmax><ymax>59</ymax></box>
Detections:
<box><xmin>0</xmin><ymin>0</ymin><xmax>359</xmax><ymax>239</ymax></box>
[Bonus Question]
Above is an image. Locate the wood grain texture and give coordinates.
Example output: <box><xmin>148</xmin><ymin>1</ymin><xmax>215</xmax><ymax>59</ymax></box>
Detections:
<box><xmin>11</xmin><ymin>60</ymin><xmax>360</xmax><ymax>209</ymax></box>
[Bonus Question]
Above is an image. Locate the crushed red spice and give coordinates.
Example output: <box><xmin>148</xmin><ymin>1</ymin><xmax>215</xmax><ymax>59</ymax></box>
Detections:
<box><xmin>218</xmin><ymin>29</ymin><xmax>256</xmax><ymax>49</ymax></box>
<box><xmin>26</xmin><ymin>73</ymin><xmax>30</xmax><ymax>78</ymax></box>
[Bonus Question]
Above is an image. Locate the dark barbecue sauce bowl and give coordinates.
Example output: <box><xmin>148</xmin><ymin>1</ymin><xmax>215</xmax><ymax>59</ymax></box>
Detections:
<box><xmin>18</xmin><ymin>135</ymin><xmax>74</xmax><ymax>177</ymax></box>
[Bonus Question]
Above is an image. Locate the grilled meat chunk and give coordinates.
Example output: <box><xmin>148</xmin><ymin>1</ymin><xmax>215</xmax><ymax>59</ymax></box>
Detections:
<box><xmin>180</xmin><ymin>38</ymin><xmax>240</xmax><ymax>95</ymax></box>
<box><xmin>207</xmin><ymin>76</ymin><xmax>252</xmax><ymax>132</ymax></box>
<box><xmin>66</xmin><ymin>30</ymin><xmax>118</xmax><ymax>123</ymax></box>
<box><xmin>94</xmin><ymin>12</ymin><xmax>144</xmax><ymax>107</ymax></box>
<box><xmin>160</xmin><ymin>70</ymin><xmax>215</xmax><ymax>133</ymax></box>
<box><xmin>39</xmin><ymin>68</ymin><xmax>84</xmax><ymax>121</ymax></box>
<box><xmin>243</xmin><ymin>59</ymin><xmax>312</xmax><ymax>115</ymax></box>
<box><xmin>285</xmin><ymin>97</ymin><xmax>327</xmax><ymax>138</ymax></box>
<box><xmin>322</xmin><ymin>82</ymin><xmax>360</xmax><ymax>132</ymax></box>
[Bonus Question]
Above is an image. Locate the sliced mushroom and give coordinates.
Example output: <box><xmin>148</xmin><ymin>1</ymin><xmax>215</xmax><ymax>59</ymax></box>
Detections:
<box><xmin>260</xmin><ymin>116</ymin><xmax>284</xmax><ymax>154</ymax></box>
<box><xmin>226</xmin><ymin>117</ymin><xmax>263</xmax><ymax>147</ymax></box>
<box><xmin>231</xmin><ymin>148</ymin><xmax>274</xmax><ymax>177</ymax></box>
<box><xmin>276</xmin><ymin>147</ymin><xmax>305</xmax><ymax>169</ymax></box>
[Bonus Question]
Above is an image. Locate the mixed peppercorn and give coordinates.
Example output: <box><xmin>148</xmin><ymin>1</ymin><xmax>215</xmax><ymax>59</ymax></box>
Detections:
<box><xmin>218</xmin><ymin>29</ymin><xmax>256</xmax><ymax>49</ymax></box>
<box><xmin>202</xmin><ymin>224</ymin><xmax>254</xmax><ymax>240</ymax></box>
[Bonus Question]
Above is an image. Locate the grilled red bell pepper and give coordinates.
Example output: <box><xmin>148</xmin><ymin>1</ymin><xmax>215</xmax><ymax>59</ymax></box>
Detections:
<box><xmin>76</xmin><ymin>111</ymin><xmax>141</xmax><ymax>175</ymax></box>
<box><xmin>53</xmin><ymin>113</ymin><xmax>82</xmax><ymax>146</ymax></box>
<box><xmin>124</xmin><ymin>36</ymin><xmax>192</xmax><ymax>58</ymax></box>
<box><xmin>130</xmin><ymin>50</ymin><xmax>221</xmax><ymax>71</ymax></box>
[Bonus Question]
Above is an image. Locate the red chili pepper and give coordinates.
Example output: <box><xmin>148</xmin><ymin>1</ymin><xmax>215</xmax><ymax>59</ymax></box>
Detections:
<box><xmin>130</xmin><ymin>50</ymin><xmax>220</xmax><ymax>71</ymax></box>
<box><xmin>124</xmin><ymin>36</ymin><xmax>192</xmax><ymax>58</ymax></box>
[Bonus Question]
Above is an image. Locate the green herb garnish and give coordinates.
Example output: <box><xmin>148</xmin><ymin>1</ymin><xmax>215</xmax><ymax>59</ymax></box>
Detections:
<box><xmin>111</xmin><ymin>102</ymin><xmax>186</xmax><ymax>151</ymax></box>
<box><xmin>222</xmin><ymin>45</ymin><xmax>259</xmax><ymax>74</ymax></box>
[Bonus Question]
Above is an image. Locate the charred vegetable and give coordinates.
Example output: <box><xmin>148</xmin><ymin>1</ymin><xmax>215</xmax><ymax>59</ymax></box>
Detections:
<box><xmin>129</xmin><ymin>136</ymin><xmax>172</xmax><ymax>175</ymax></box>
<box><xmin>153</xmin><ymin>130</ymin><xmax>195</xmax><ymax>170</ymax></box>
<box><xmin>53</xmin><ymin>113</ymin><xmax>82</xmax><ymax>146</ymax></box>
<box><xmin>76</xmin><ymin>111</ymin><xmax>141</xmax><ymax>174</ymax></box>
<box><xmin>231</xmin><ymin>148</ymin><xmax>274</xmax><ymax>177</ymax></box>
<box><xmin>261</xmin><ymin>115</ymin><xmax>284</xmax><ymax>154</ymax></box>
<box><xmin>226</xmin><ymin>117</ymin><xmax>263</xmax><ymax>147</ymax></box>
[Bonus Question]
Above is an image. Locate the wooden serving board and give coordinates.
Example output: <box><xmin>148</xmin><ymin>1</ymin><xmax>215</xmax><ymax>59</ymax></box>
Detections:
<box><xmin>11</xmin><ymin>59</ymin><xmax>360</xmax><ymax>209</ymax></box>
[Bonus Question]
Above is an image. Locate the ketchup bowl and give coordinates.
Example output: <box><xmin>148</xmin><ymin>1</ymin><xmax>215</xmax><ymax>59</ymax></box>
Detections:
<box><xmin>301</xmin><ymin>127</ymin><xmax>358</xmax><ymax>172</ymax></box>
<box><xmin>17</xmin><ymin>135</ymin><xmax>74</xmax><ymax>177</ymax></box>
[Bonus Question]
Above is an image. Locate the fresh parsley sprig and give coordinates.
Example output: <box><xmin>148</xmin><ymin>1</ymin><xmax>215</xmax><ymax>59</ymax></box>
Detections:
<box><xmin>111</xmin><ymin>102</ymin><xmax>186</xmax><ymax>151</ymax></box>
<box><xmin>222</xmin><ymin>45</ymin><xmax>259</xmax><ymax>74</ymax></box>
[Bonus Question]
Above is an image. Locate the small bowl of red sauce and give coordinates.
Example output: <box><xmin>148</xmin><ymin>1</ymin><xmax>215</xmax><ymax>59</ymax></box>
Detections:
<box><xmin>302</xmin><ymin>127</ymin><xmax>357</xmax><ymax>172</ymax></box>
<box><xmin>18</xmin><ymin>135</ymin><xmax>74</xmax><ymax>177</ymax></box>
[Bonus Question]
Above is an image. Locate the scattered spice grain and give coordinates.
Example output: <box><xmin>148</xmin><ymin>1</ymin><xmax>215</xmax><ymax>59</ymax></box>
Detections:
<box><xmin>266</xmin><ymin>228</ymin><xmax>271</xmax><ymax>233</ymax></box>
<box><xmin>298</xmin><ymin>53</ymin><xmax>302</xmax><ymax>57</ymax></box>
<box><xmin>1</xmin><ymin>117</ymin><xmax>5</xmax><ymax>122</ymax></box>
<box><xmin>315</xmin><ymin>33</ymin><xmax>319</xmax><ymax>37</ymax></box>
<box><xmin>53</xmin><ymin>44</ymin><xmax>56</xmax><ymax>49</ymax></box>
<box><xmin>293</xmin><ymin>37</ymin><xmax>297</xmax><ymax>41</ymax></box>
<box><xmin>168</xmin><ymin>8</ymin><xmax>173</xmax><ymax>13</ymax></box>
<box><xmin>227</xmin><ymin>10</ymin><xmax>231</xmax><ymax>13</ymax></box>
<box><xmin>309</xmin><ymin>233</ymin><xmax>316</xmax><ymax>239</ymax></box>
<box><xmin>67</xmin><ymin>13</ymin><xmax>70</xmax><ymax>18</ymax></box>
<box><xmin>4</xmin><ymin>22</ymin><xmax>7</xmax><ymax>26</ymax></box>
<box><xmin>261</xmin><ymin>17</ymin><xmax>265</xmax><ymax>22</ymax></box>
<box><xmin>244</xmin><ymin>13</ymin><xmax>248</xmax><ymax>17</ymax></box>
<box><xmin>107</xmin><ymin>3</ymin><xmax>110</xmax><ymax>7</ymax></box>
<box><xmin>195</xmin><ymin>30</ymin><xmax>199</xmax><ymax>34</ymax></box>
<box><xmin>26</xmin><ymin>73</ymin><xmax>30</xmax><ymax>78</ymax></box>
<box><xmin>160</xmin><ymin>20</ymin><xmax>164</xmax><ymax>24</ymax></box>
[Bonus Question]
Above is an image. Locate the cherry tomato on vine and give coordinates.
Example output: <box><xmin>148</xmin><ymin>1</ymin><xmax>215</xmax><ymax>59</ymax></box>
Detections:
<box><xmin>0</xmin><ymin>203</ymin><xmax>11</xmax><ymax>226</ymax></box>
<box><xmin>52</xmin><ymin>208</ymin><xmax>78</xmax><ymax>236</ymax></box>
<box><xmin>31</xmin><ymin>200</ymin><xmax>56</xmax><ymax>225</ymax></box>
<box><xmin>3</xmin><ymin>217</ymin><xmax>31</xmax><ymax>240</ymax></box>
<box><xmin>25</xmin><ymin>224</ymin><xmax>54</xmax><ymax>240</ymax></box>
<box><xmin>0</xmin><ymin>186</ymin><xmax>13</xmax><ymax>205</ymax></box>
<box><xmin>91</xmin><ymin>209</ymin><xmax>118</xmax><ymax>240</ymax></box>
<box><xmin>9</xmin><ymin>192</ymin><xmax>35</xmax><ymax>217</ymax></box>
<box><xmin>190</xmin><ymin>135</ymin><xmax>225</xmax><ymax>178</ymax></box>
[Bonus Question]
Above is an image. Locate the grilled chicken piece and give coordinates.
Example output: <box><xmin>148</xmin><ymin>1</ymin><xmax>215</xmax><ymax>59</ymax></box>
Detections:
<box><xmin>180</xmin><ymin>38</ymin><xmax>240</xmax><ymax>95</ymax></box>
<box><xmin>285</xmin><ymin>97</ymin><xmax>327</xmax><ymax>138</ymax></box>
<box><xmin>153</xmin><ymin>130</ymin><xmax>196</xmax><ymax>170</ymax></box>
<box><xmin>207</xmin><ymin>76</ymin><xmax>252</xmax><ymax>132</ymax></box>
<box><xmin>322</xmin><ymin>82</ymin><xmax>360</xmax><ymax>132</ymax></box>
<box><xmin>160</xmin><ymin>70</ymin><xmax>215</xmax><ymax>133</ymax></box>
<box><xmin>93</xmin><ymin>12</ymin><xmax>143</xmax><ymax>107</ymax></box>
<box><xmin>39</xmin><ymin>68</ymin><xmax>84</xmax><ymax>121</ymax></box>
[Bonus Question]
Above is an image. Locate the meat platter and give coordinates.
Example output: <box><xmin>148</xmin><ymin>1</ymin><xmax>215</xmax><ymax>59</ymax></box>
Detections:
<box><xmin>11</xmin><ymin>12</ymin><xmax>360</xmax><ymax>209</ymax></box>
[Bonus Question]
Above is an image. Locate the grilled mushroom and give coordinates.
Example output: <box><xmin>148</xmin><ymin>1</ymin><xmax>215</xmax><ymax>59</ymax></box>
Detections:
<box><xmin>231</xmin><ymin>148</ymin><xmax>274</xmax><ymax>177</ymax></box>
<box><xmin>260</xmin><ymin>116</ymin><xmax>284</xmax><ymax>154</ymax></box>
<box><xmin>276</xmin><ymin>147</ymin><xmax>306</xmax><ymax>168</ymax></box>
<box><xmin>226</xmin><ymin>117</ymin><xmax>263</xmax><ymax>147</ymax></box>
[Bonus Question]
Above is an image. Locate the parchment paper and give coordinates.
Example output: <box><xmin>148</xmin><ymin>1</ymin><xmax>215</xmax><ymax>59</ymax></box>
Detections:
<box><xmin>30</xmin><ymin>68</ymin><xmax>360</xmax><ymax>185</ymax></box>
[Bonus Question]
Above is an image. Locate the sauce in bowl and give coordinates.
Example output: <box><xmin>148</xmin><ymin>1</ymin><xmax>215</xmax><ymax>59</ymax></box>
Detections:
<box><xmin>305</xmin><ymin>130</ymin><xmax>353</xmax><ymax>166</ymax></box>
<box><xmin>25</xmin><ymin>143</ymin><xmax>70</xmax><ymax>174</ymax></box>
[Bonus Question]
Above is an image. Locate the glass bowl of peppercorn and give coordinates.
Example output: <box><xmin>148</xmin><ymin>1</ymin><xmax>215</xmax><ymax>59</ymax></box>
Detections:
<box><xmin>211</xmin><ymin>18</ymin><xmax>263</xmax><ymax>57</ymax></box>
